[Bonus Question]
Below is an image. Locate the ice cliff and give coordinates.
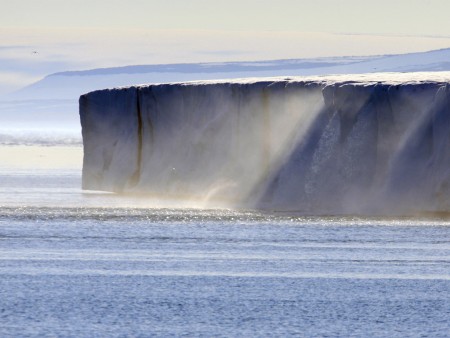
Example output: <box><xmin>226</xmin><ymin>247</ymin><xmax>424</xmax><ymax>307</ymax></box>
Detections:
<box><xmin>79</xmin><ymin>73</ymin><xmax>450</xmax><ymax>215</ymax></box>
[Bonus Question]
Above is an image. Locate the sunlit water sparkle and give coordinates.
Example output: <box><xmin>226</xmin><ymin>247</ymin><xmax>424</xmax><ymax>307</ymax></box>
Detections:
<box><xmin>1</xmin><ymin>145</ymin><xmax>450</xmax><ymax>337</ymax></box>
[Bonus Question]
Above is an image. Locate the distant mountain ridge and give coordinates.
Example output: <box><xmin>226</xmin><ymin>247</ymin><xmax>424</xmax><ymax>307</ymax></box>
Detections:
<box><xmin>10</xmin><ymin>47</ymin><xmax>450</xmax><ymax>100</ymax></box>
<box><xmin>2</xmin><ymin>47</ymin><xmax>450</xmax><ymax>130</ymax></box>
<box><xmin>49</xmin><ymin>55</ymin><xmax>374</xmax><ymax>77</ymax></box>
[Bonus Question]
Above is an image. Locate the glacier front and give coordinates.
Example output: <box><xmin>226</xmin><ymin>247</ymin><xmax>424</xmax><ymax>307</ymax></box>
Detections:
<box><xmin>79</xmin><ymin>73</ymin><xmax>450</xmax><ymax>215</ymax></box>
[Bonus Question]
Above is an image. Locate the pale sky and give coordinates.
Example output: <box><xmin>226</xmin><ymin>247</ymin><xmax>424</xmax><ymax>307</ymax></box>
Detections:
<box><xmin>2</xmin><ymin>0</ymin><xmax>450</xmax><ymax>94</ymax></box>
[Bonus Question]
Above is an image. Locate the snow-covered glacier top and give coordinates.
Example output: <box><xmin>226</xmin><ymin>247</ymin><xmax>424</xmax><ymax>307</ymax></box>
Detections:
<box><xmin>108</xmin><ymin>71</ymin><xmax>450</xmax><ymax>89</ymax></box>
<box><xmin>80</xmin><ymin>72</ymin><xmax>450</xmax><ymax>215</ymax></box>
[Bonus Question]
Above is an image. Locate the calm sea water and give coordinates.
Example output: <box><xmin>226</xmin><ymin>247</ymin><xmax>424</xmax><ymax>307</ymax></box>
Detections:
<box><xmin>1</xmin><ymin>146</ymin><xmax>450</xmax><ymax>337</ymax></box>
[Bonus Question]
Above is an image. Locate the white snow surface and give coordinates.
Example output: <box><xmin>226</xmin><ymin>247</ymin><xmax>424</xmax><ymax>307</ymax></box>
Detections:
<box><xmin>117</xmin><ymin>71</ymin><xmax>450</xmax><ymax>87</ymax></box>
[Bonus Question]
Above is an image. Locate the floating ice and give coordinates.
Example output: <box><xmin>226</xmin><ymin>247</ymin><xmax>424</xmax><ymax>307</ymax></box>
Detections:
<box><xmin>79</xmin><ymin>73</ymin><xmax>450</xmax><ymax>215</ymax></box>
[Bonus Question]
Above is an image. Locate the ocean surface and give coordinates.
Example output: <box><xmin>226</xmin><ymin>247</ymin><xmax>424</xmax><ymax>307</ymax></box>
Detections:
<box><xmin>1</xmin><ymin>144</ymin><xmax>450</xmax><ymax>337</ymax></box>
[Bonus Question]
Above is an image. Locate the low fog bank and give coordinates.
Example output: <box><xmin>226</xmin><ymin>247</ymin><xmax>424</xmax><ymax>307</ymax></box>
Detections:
<box><xmin>0</xmin><ymin>128</ymin><xmax>81</xmax><ymax>147</ymax></box>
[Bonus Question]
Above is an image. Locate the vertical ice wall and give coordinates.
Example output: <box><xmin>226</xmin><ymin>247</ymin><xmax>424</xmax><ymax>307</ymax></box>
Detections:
<box><xmin>264</xmin><ymin>82</ymin><xmax>450</xmax><ymax>214</ymax></box>
<box><xmin>80</xmin><ymin>75</ymin><xmax>450</xmax><ymax>215</ymax></box>
<box><xmin>79</xmin><ymin>87</ymin><xmax>140</xmax><ymax>191</ymax></box>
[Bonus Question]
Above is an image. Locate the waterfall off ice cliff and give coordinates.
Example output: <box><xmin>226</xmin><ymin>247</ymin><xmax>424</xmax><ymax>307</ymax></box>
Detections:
<box><xmin>80</xmin><ymin>73</ymin><xmax>450</xmax><ymax>215</ymax></box>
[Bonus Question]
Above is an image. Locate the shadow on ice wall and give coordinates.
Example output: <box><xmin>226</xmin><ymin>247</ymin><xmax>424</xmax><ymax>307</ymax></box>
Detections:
<box><xmin>79</xmin><ymin>77</ymin><xmax>450</xmax><ymax>215</ymax></box>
